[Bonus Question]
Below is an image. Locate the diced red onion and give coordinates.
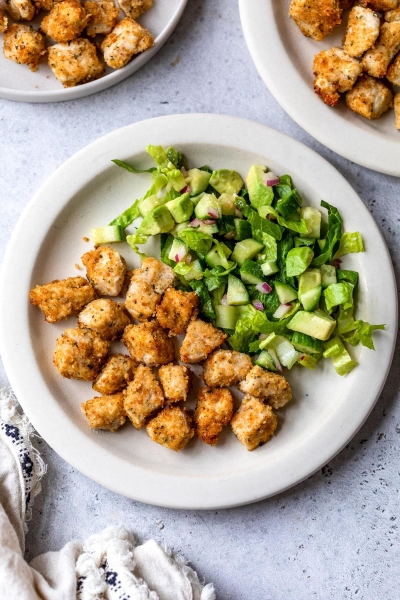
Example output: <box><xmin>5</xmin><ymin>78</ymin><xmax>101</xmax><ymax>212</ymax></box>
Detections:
<box><xmin>300</xmin><ymin>355</ymin><xmax>305</xmax><ymax>360</ymax></box>
<box><xmin>273</xmin><ymin>303</ymin><xmax>292</xmax><ymax>319</ymax></box>
<box><xmin>252</xmin><ymin>300</ymin><xmax>264</xmax><ymax>311</ymax></box>
<box><xmin>190</xmin><ymin>218</ymin><xmax>201</xmax><ymax>227</ymax></box>
<box><xmin>234</xmin><ymin>208</ymin><xmax>243</xmax><ymax>219</ymax></box>
<box><xmin>264</xmin><ymin>171</ymin><xmax>279</xmax><ymax>186</ymax></box>
<box><xmin>221</xmin><ymin>294</ymin><xmax>228</xmax><ymax>306</ymax></box>
<box><xmin>180</xmin><ymin>185</ymin><xmax>192</xmax><ymax>194</ymax></box>
<box><xmin>268</xmin><ymin>348</ymin><xmax>282</xmax><ymax>373</ymax></box>
<box><xmin>266</xmin><ymin>213</ymin><xmax>277</xmax><ymax>222</ymax></box>
<box><xmin>207</xmin><ymin>208</ymin><xmax>219</xmax><ymax>219</ymax></box>
<box><xmin>256</xmin><ymin>282</ymin><xmax>272</xmax><ymax>294</ymax></box>
<box><xmin>267</xmin><ymin>178</ymin><xmax>279</xmax><ymax>186</ymax></box>
<box><xmin>201</xmin><ymin>219</ymin><xmax>216</xmax><ymax>225</ymax></box>
<box><xmin>174</xmin><ymin>247</ymin><xmax>187</xmax><ymax>263</ymax></box>
<box><xmin>180</xmin><ymin>166</ymin><xmax>188</xmax><ymax>177</ymax></box>
<box><xmin>330</xmin><ymin>259</ymin><xmax>342</xmax><ymax>268</ymax></box>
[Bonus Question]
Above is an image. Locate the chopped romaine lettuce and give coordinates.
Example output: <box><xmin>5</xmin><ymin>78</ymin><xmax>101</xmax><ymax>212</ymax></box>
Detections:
<box><xmin>312</xmin><ymin>201</ymin><xmax>342</xmax><ymax>266</ymax></box>
<box><xmin>334</xmin><ymin>232</ymin><xmax>364</xmax><ymax>258</ymax></box>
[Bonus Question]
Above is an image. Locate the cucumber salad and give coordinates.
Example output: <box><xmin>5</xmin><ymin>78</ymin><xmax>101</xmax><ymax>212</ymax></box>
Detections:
<box><xmin>92</xmin><ymin>144</ymin><xmax>385</xmax><ymax>377</ymax></box>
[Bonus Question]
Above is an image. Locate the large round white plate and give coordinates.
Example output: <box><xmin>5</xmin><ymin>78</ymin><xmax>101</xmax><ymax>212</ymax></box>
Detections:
<box><xmin>0</xmin><ymin>0</ymin><xmax>187</xmax><ymax>103</ymax></box>
<box><xmin>0</xmin><ymin>114</ymin><xmax>397</xmax><ymax>509</ymax></box>
<box><xmin>239</xmin><ymin>0</ymin><xmax>400</xmax><ymax>176</ymax></box>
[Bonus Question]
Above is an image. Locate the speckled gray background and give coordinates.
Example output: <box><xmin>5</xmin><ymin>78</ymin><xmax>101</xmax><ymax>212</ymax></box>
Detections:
<box><xmin>1</xmin><ymin>1</ymin><xmax>400</xmax><ymax>598</ymax></box>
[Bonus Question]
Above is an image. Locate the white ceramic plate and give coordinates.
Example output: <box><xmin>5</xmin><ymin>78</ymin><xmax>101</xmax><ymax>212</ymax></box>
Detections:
<box><xmin>0</xmin><ymin>114</ymin><xmax>397</xmax><ymax>509</ymax></box>
<box><xmin>239</xmin><ymin>0</ymin><xmax>400</xmax><ymax>176</ymax></box>
<box><xmin>0</xmin><ymin>0</ymin><xmax>187</xmax><ymax>103</ymax></box>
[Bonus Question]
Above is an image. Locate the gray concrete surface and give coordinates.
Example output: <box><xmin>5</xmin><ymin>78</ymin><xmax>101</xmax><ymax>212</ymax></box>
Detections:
<box><xmin>1</xmin><ymin>1</ymin><xmax>400</xmax><ymax>598</ymax></box>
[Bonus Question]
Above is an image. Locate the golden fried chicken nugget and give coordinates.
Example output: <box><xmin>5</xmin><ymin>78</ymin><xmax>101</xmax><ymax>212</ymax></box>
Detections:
<box><xmin>81</xmin><ymin>246</ymin><xmax>126</xmax><ymax>296</ymax></box>
<box><xmin>30</xmin><ymin>276</ymin><xmax>95</xmax><ymax>323</ymax></box>
<box><xmin>122</xmin><ymin>321</ymin><xmax>175</xmax><ymax>366</ymax></box>
<box><xmin>48</xmin><ymin>38</ymin><xmax>104</xmax><ymax>87</ymax></box>
<box><xmin>146</xmin><ymin>406</ymin><xmax>194</xmax><ymax>452</ymax></box>
<box><xmin>125</xmin><ymin>257</ymin><xmax>175</xmax><ymax>321</ymax></box>
<box><xmin>84</xmin><ymin>0</ymin><xmax>119</xmax><ymax>36</ymax></box>
<box><xmin>155</xmin><ymin>288</ymin><xmax>199</xmax><ymax>335</ymax></box>
<box><xmin>385</xmin><ymin>7</ymin><xmax>400</xmax><ymax>21</ymax></box>
<box><xmin>386</xmin><ymin>53</ymin><xmax>400</xmax><ymax>84</ymax></box>
<box><xmin>158</xmin><ymin>364</ymin><xmax>192</xmax><ymax>403</ymax></box>
<box><xmin>34</xmin><ymin>0</ymin><xmax>53</xmax><ymax>10</ymax></box>
<box><xmin>78</xmin><ymin>299</ymin><xmax>130</xmax><ymax>341</ymax></box>
<box><xmin>41</xmin><ymin>0</ymin><xmax>89</xmax><ymax>42</ymax></box>
<box><xmin>202</xmin><ymin>350</ymin><xmax>252</xmax><ymax>388</ymax></box>
<box><xmin>93</xmin><ymin>353</ymin><xmax>136</xmax><ymax>394</ymax></box>
<box><xmin>3</xmin><ymin>0</ymin><xmax>35</xmax><ymax>21</ymax></box>
<box><xmin>394</xmin><ymin>93</ymin><xmax>400</xmax><ymax>129</ymax></box>
<box><xmin>362</xmin><ymin>22</ymin><xmax>400</xmax><ymax>78</ymax></box>
<box><xmin>313</xmin><ymin>46</ymin><xmax>362</xmax><ymax>106</ymax></box>
<box><xmin>239</xmin><ymin>365</ymin><xmax>292</xmax><ymax>409</ymax></box>
<box><xmin>346</xmin><ymin>74</ymin><xmax>393</xmax><ymax>118</ymax></box>
<box><xmin>53</xmin><ymin>327</ymin><xmax>108</xmax><ymax>380</ymax></box>
<box><xmin>231</xmin><ymin>395</ymin><xmax>278</xmax><ymax>451</ymax></box>
<box><xmin>100</xmin><ymin>17</ymin><xmax>154</xmax><ymax>69</ymax></box>
<box><xmin>123</xmin><ymin>365</ymin><xmax>164</xmax><ymax>429</ymax></box>
<box><xmin>3</xmin><ymin>24</ymin><xmax>46</xmax><ymax>71</ymax></box>
<box><xmin>118</xmin><ymin>0</ymin><xmax>152</xmax><ymax>20</ymax></box>
<box><xmin>180</xmin><ymin>319</ymin><xmax>227</xmax><ymax>364</ymax></box>
<box><xmin>360</xmin><ymin>0</ymin><xmax>398</xmax><ymax>9</ymax></box>
<box><xmin>289</xmin><ymin>0</ymin><xmax>342</xmax><ymax>41</ymax></box>
<box><xmin>82</xmin><ymin>392</ymin><xmax>126</xmax><ymax>431</ymax></box>
<box><xmin>343</xmin><ymin>6</ymin><xmax>380</xmax><ymax>58</ymax></box>
<box><xmin>0</xmin><ymin>8</ymin><xmax>8</xmax><ymax>32</ymax></box>
<box><xmin>195</xmin><ymin>387</ymin><xmax>233</xmax><ymax>446</ymax></box>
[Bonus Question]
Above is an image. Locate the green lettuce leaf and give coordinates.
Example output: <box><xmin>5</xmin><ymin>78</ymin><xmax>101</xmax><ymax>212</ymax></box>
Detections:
<box><xmin>189</xmin><ymin>280</ymin><xmax>216</xmax><ymax>320</ymax></box>
<box><xmin>334</xmin><ymin>232</ymin><xmax>364</xmax><ymax>258</ymax></box>
<box><xmin>111</xmin><ymin>159</ymin><xmax>156</xmax><ymax>174</ymax></box>
<box><xmin>259</xmin><ymin>205</ymin><xmax>308</xmax><ymax>234</ymax></box>
<box><xmin>160</xmin><ymin>233</ymin><xmax>175</xmax><ymax>267</ymax></box>
<box><xmin>177</xmin><ymin>229</ymin><xmax>213</xmax><ymax>255</ymax></box>
<box><xmin>286</xmin><ymin>247</ymin><xmax>314</xmax><ymax>277</ymax></box>
<box><xmin>343</xmin><ymin>320</ymin><xmax>385</xmax><ymax>350</ymax></box>
<box><xmin>323</xmin><ymin>336</ymin><xmax>358</xmax><ymax>376</ymax></box>
<box><xmin>323</xmin><ymin>282</ymin><xmax>354</xmax><ymax>313</ymax></box>
<box><xmin>241</xmin><ymin>205</ymin><xmax>283</xmax><ymax>241</ymax></box>
<box><xmin>126</xmin><ymin>233</ymin><xmax>148</xmax><ymax>260</ymax></box>
<box><xmin>312</xmin><ymin>200</ymin><xmax>342</xmax><ymax>266</ymax></box>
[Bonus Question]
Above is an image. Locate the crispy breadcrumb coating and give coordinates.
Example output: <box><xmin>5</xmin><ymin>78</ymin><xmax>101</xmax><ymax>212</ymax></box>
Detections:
<box><xmin>155</xmin><ymin>287</ymin><xmax>199</xmax><ymax>335</ymax></box>
<box><xmin>362</xmin><ymin>22</ymin><xmax>400</xmax><ymax>78</ymax></box>
<box><xmin>100</xmin><ymin>17</ymin><xmax>154</xmax><ymax>69</ymax></box>
<box><xmin>158</xmin><ymin>364</ymin><xmax>192</xmax><ymax>403</ymax></box>
<box><xmin>180</xmin><ymin>319</ymin><xmax>227</xmax><ymax>364</ymax></box>
<box><xmin>343</xmin><ymin>6</ymin><xmax>380</xmax><ymax>58</ymax></box>
<box><xmin>202</xmin><ymin>350</ymin><xmax>252</xmax><ymax>388</ymax></box>
<box><xmin>41</xmin><ymin>0</ymin><xmax>89</xmax><ymax>43</ymax></box>
<box><xmin>0</xmin><ymin>8</ymin><xmax>8</xmax><ymax>32</ymax></box>
<box><xmin>81</xmin><ymin>246</ymin><xmax>126</xmax><ymax>296</ymax></box>
<box><xmin>93</xmin><ymin>353</ymin><xmax>136</xmax><ymax>394</ymax></box>
<box><xmin>29</xmin><ymin>276</ymin><xmax>95</xmax><ymax>323</ymax></box>
<box><xmin>3</xmin><ymin>0</ymin><xmax>35</xmax><ymax>21</ymax></box>
<box><xmin>123</xmin><ymin>365</ymin><xmax>164</xmax><ymax>429</ymax></box>
<box><xmin>386</xmin><ymin>53</ymin><xmax>400</xmax><ymax>84</ymax></box>
<box><xmin>146</xmin><ymin>406</ymin><xmax>194</xmax><ymax>452</ymax></box>
<box><xmin>3</xmin><ymin>24</ymin><xmax>46</xmax><ymax>71</ymax></box>
<box><xmin>231</xmin><ymin>395</ymin><xmax>278</xmax><ymax>451</ymax></box>
<box><xmin>122</xmin><ymin>321</ymin><xmax>175</xmax><ymax>366</ymax></box>
<box><xmin>346</xmin><ymin>74</ymin><xmax>393</xmax><ymax>118</ymax></box>
<box><xmin>125</xmin><ymin>257</ymin><xmax>175</xmax><ymax>321</ymax></box>
<box><xmin>385</xmin><ymin>7</ymin><xmax>400</xmax><ymax>20</ymax></box>
<box><xmin>239</xmin><ymin>366</ymin><xmax>292</xmax><ymax>409</ymax></box>
<box><xmin>118</xmin><ymin>0</ymin><xmax>152</xmax><ymax>20</ymax></box>
<box><xmin>78</xmin><ymin>299</ymin><xmax>130</xmax><ymax>340</ymax></box>
<box><xmin>195</xmin><ymin>387</ymin><xmax>233</xmax><ymax>446</ymax></box>
<box><xmin>289</xmin><ymin>0</ymin><xmax>342</xmax><ymax>41</ymax></box>
<box><xmin>81</xmin><ymin>392</ymin><xmax>126</xmax><ymax>431</ymax></box>
<box><xmin>84</xmin><ymin>0</ymin><xmax>119</xmax><ymax>36</ymax></box>
<box><xmin>394</xmin><ymin>93</ymin><xmax>400</xmax><ymax>129</ymax></box>
<box><xmin>33</xmin><ymin>0</ymin><xmax>53</xmax><ymax>10</ymax></box>
<box><xmin>313</xmin><ymin>47</ymin><xmax>362</xmax><ymax>106</ymax></box>
<box><xmin>360</xmin><ymin>0</ymin><xmax>398</xmax><ymax>9</ymax></box>
<box><xmin>53</xmin><ymin>327</ymin><xmax>108</xmax><ymax>380</ymax></box>
<box><xmin>48</xmin><ymin>38</ymin><xmax>104</xmax><ymax>87</ymax></box>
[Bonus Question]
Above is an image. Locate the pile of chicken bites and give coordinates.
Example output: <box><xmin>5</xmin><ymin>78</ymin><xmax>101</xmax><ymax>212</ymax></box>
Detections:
<box><xmin>0</xmin><ymin>0</ymin><xmax>154</xmax><ymax>87</ymax></box>
<box><xmin>289</xmin><ymin>0</ymin><xmax>400</xmax><ymax>129</ymax></box>
<box><xmin>29</xmin><ymin>246</ymin><xmax>293</xmax><ymax>452</ymax></box>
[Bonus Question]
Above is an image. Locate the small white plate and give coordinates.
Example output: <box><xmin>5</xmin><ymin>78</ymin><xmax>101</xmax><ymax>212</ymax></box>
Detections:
<box><xmin>0</xmin><ymin>114</ymin><xmax>396</xmax><ymax>509</ymax></box>
<box><xmin>239</xmin><ymin>0</ymin><xmax>400</xmax><ymax>176</ymax></box>
<box><xmin>0</xmin><ymin>0</ymin><xmax>187</xmax><ymax>103</ymax></box>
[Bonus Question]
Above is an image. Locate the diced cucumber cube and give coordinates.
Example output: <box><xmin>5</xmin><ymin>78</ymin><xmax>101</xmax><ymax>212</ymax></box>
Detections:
<box><xmin>298</xmin><ymin>268</ymin><xmax>321</xmax><ymax>296</ymax></box>
<box><xmin>191</xmin><ymin>192</ymin><xmax>205</xmax><ymax>206</ymax></box>
<box><xmin>218</xmin><ymin>193</ymin><xmax>236</xmax><ymax>216</ymax></box>
<box><xmin>91</xmin><ymin>225</ymin><xmax>124</xmax><ymax>244</ymax></box>
<box><xmin>234</xmin><ymin>219</ymin><xmax>252</xmax><ymax>241</ymax></box>
<box><xmin>209</xmin><ymin>169</ymin><xmax>243</xmax><ymax>195</ymax></box>
<box><xmin>174</xmin><ymin>259</ymin><xmax>204</xmax><ymax>281</ymax></box>
<box><xmin>320</xmin><ymin>264</ymin><xmax>337</xmax><ymax>288</ymax></box>
<box><xmin>205</xmin><ymin>243</ymin><xmax>232</xmax><ymax>268</ymax></box>
<box><xmin>194</xmin><ymin>193</ymin><xmax>221</xmax><ymax>220</ymax></box>
<box><xmin>287</xmin><ymin>310</ymin><xmax>336</xmax><ymax>341</ymax></box>
<box><xmin>300</xmin><ymin>207</ymin><xmax>321</xmax><ymax>239</ymax></box>
<box><xmin>165</xmin><ymin>193</ymin><xmax>193</xmax><ymax>223</ymax></box>
<box><xmin>274</xmin><ymin>282</ymin><xmax>298</xmax><ymax>304</ymax></box>
<box><xmin>187</xmin><ymin>168</ymin><xmax>211</xmax><ymax>196</ymax></box>
<box><xmin>276</xmin><ymin>189</ymin><xmax>302</xmax><ymax>218</ymax></box>
<box><xmin>299</xmin><ymin>285</ymin><xmax>322</xmax><ymax>311</ymax></box>
<box><xmin>255</xmin><ymin>350</ymin><xmax>277</xmax><ymax>372</ymax></box>
<box><xmin>292</xmin><ymin>332</ymin><xmax>323</xmax><ymax>354</ymax></box>
<box><xmin>198</xmin><ymin>223</ymin><xmax>219</xmax><ymax>235</ymax></box>
<box><xmin>260</xmin><ymin>261</ymin><xmax>279</xmax><ymax>276</ymax></box>
<box><xmin>298</xmin><ymin>354</ymin><xmax>318</xmax><ymax>369</ymax></box>
<box><xmin>215</xmin><ymin>305</ymin><xmax>238</xmax><ymax>329</ymax></box>
<box><xmin>137</xmin><ymin>205</ymin><xmax>175</xmax><ymax>235</ymax></box>
<box><xmin>138</xmin><ymin>194</ymin><xmax>164</xmax><ymax>218</ymax></box>
<box><xmin>227</xmin><ymin>275</ymin><xmax>250</xmax><ymax>306</ymax></box>
<box><xmin>168</xmin><ymin>238</ymin><xmax>189</xmax><ymax>263</ymax></box>
<box><xmin>231</xmin><ymin>238</ymin><xmax>264</xmax><ymax>266</ymax></box>
<box><xmin>239</xmin><ymin>259</ymin><xmax>264</xmax><ymax>285</ymax></box>
<box><xmin>170</xmin><ymin>221</ymin><xmax>190</xmax><ymax>237</ymax></box>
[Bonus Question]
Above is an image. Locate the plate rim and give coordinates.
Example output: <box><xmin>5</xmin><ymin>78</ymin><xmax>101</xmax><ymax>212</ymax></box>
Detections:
<box><xmin>0</xmin><ymin>0</ymin><xmax>188</xmax><ymax>103</ymax></box>
<box><xmin>239</xmin><ymin>0</ymin><xmax>400</xmax><ymax>177</ymax></box>
<box><xmin>0</xmin><ymin>113</ymin><xmax>397</xmax><ymax>509</ymax></box>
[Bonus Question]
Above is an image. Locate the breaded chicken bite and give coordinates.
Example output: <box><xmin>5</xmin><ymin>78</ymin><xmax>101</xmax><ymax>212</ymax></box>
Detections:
<box><xmin>118</xmin><ymin>0</ymin><xmax>152</xmax><ymax>20</ymax></box>
<box><xmin>394</xmin><ymin>93</ymin><xmax>400</xmax><ymax>129</ymax></box>
<box><xmin>202</xmin><ymin>350</ymin><xmax>253</xmax><ymax>388</ymax></box>
<box><xmin>180</xmin><ymin>319</ymin><xmax>227</xmax><ymax>364</ymax></box>
<box><xmin>3</xmin><ymin>0</ymin><xmax>35</xmax><ymax>21</ymax></box>
<box><xmin>195</xmin><ymin>387</ymin><xmax>233</xmax><ymax>446</ymax></box>
<box><xmin>81</xmin><ymin>392</ymin><xmax>126</xmax><ymax>431</ymax></box>
<box><xmin>158</xmin><ymin>364</ymin><xmax>192</xmax><ymax>403</ymax></box>
<box><xmin>53</xmin><ymin>327</ymin><xmax>108</xmax><ymax>380</ymax></box>
<box><xmin>81</xmin><ymin>246</ymin><xmax>126</xmax><ymax>296</ymax></box>
<box><xmin>146</xmin><ymin>406</ymin><xmax>194</xmax><ymax>452</ymax></box>
<box><xmin>0</xmin><ymin>8</ymin><xmax>8</xmax><ymax>32</ymax></box>
<box><xmin>123</xmin><ymin>365</ymin><xmax>164</xmax><ymax>429</ymax></box>
<box><xmin>122</xmin><ymin>321</ymin><xmax>175</xmax><ymax>366</ymax></box>
<box><xmin>125</xmin><ymin>257</ymin><xmax>175</xmax><ymax>321</ymax></box>
<box><xmin>340</xmin><ymin>0</ymin><xmax>354</xmax><ymax>8</ymax></box>
<box><xmin>386</xmin><ymin>53</ymin><xmax>400</xmax><ymax>84</ymax></box>
<box><xmin>29</xmin><ymin>276</ymin><xmax>95</xmax><ymax>323</ymax></box>
<box><xmin>239</xmin><ymin>365</ymin><xmax>292</xmax><ymax>409</ymax></box>
<box><xmin>3</xmin><ymin>24</ymin><xmax>46</xmax><ymax>72</ymax></box>
<box><xmin>155</xmin><ymin>288</ymin><xmax>199</xmax><ymax>335</ymax></box>
<box><xmin>33</xmin><ymin>0</ymin><xmax>53</xmax><ymax>10</ymax></box>
<box><xmin>362</xmin><ymin>22</ymin><xmax>400</xmax><ymax>78</ymax></box>
<box><xmin>346</xmin><ymin>74</ymin><xmax>393</xmax><ymax>118</ymax></box>
<box><xmin>93</xmin><ymin>353</ymin><xmax>136</xmax><ymax>394</ymax></box>
<box><xmin>313</xmin><ymin>47</ymin><xmax>362</xmax><ymax>106</ymax></box>
<box><xmin>41</xmin><ymin>0</ymin><xmax>89</xmax><ymax>43</ymax></box>
<box><xmin>100</xmin><ymin>17</ymin><xmax>154</xmax><ymax>69</ymax></box>
<box><xmin>231</xmin><ymin>395</ymin><xmax>278</xmax><ymax>451</ymax></box>
<box><xmin>84</xmin><ymin>0</ymin><xmax>119</xmax><ymax>36</ymax></box>
<box><xmin>360</xmin><ymin>0</ymin><xmax>398</xmax><ymax>9</ymax></box>
<box><xmin>48</xmin><ymin>38</ymin><xmax>104</xmax><ymax>87</ymax></box>
<box><xmin>385</xmin><ymin>7</ymin><xmax>400</xmax><ymax>21</ymax></box>
<box><xmin>343</xmin><ymin>6</ymin><xmax>380</xmax><ymax>58</ymax></box>
<box><xmin>78</xmin><ymin>299</ymin><xmax>130</xmax><ymax>340</ymax></box>
<box><xmin>289</xmin><ymin>0</ymin><xmax>342</xmax><ymax>41</ymax></box>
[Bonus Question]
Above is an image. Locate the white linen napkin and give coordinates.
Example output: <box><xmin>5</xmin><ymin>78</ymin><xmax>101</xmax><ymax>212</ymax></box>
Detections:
<box><xmin>0</xmin><ymin>388</ymin><xmax>215</xmax><ymax>600</ymax></box>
